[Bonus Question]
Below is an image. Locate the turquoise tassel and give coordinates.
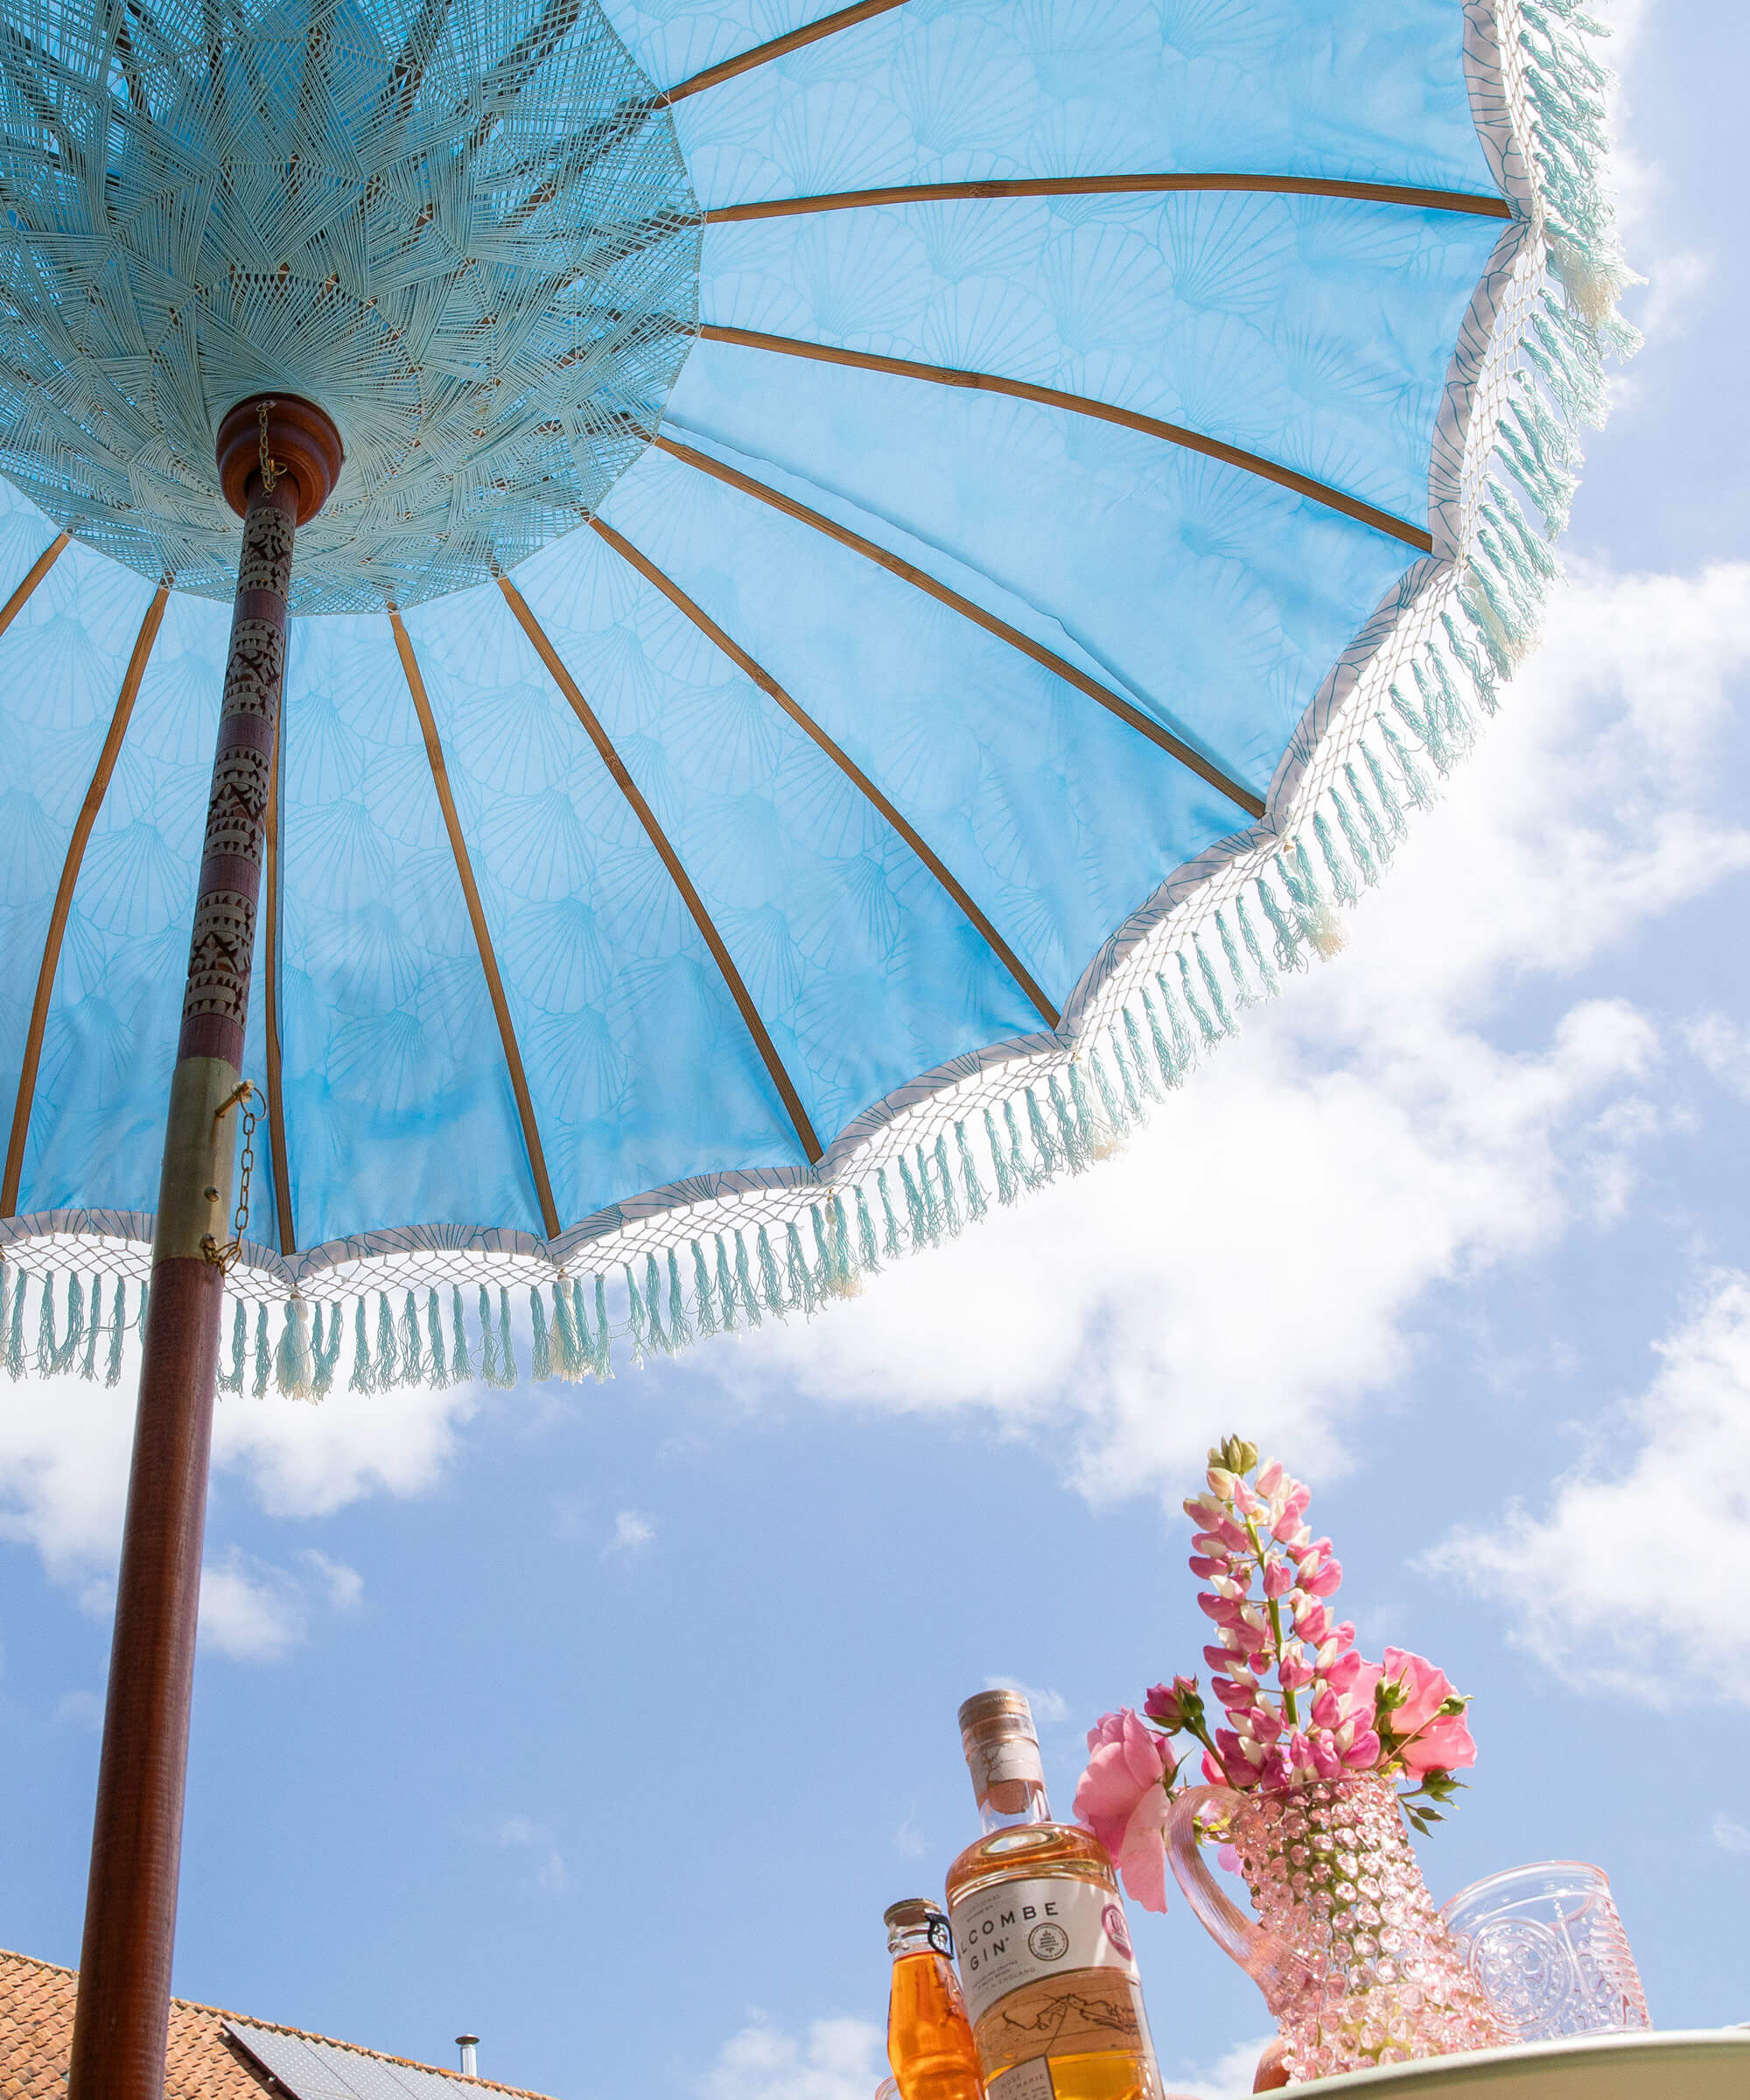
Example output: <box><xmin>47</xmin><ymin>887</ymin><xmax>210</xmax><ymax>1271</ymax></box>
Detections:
<box><xmin>1330</xmin><ymin>787</ymin><xmax>1378</xmax><ymax>889</ymax></box>
<box><xmin>426</xmin><ymin>1290</ymin><xmax>448</xmax><ymax>1386</ymax></box>
<box><xmin>733</xmin><ymin>1231</ymin><xmax>761</xmax><ymax>1329</ymax></box>
<box><xmin>37</xmin><ymin>1270</ymin><xmax>59</xmax><ymax>1375</ymax></box>
<box><xmin>479</xmin><ymin>1284</ymin><xmax>501</xmax><ymax>1386</ymax></box>
<box><xmin>830</xmin><ymin>1194</ymin><xmax>857</xmax><ymax>1291</ymax></box>
<box><xmin>275</xmin><ymin>1304</ymin><xmax>298</xmax><ymax>1394</ymax></box>
<box><xmin>755</xmin><ymin>1227</ymin><xmax>785</xmax><ymax>1317</ymax></box>
<box><xmin>691</xmin><ymin>1242</ymin><xmax>718</xmax><ymax>1340</ymax></box>
<box><xmin>314</xmin><ymin>1305</ymin><xmax>344</xmax><ymax>1399</ymax></box>
<box><xmin>855</xmin><ymin>1186</ymin><xmax>881</xmax><ymax>1269</ymax></box>
<box><xmin>106</xmin><ymin>1280</ymin><xmax>126</xmax><ymax>1388</ymax></box>
<box><xmin>1312</xmin><ymin>810</ymin><xmax>1358</xmax><ymax>908</ymax></box>
<box><xmin>715</xmin><ymin>1236</ymin><xmax>740</xmax><ymax>1334</ymax></box>
<box><xmin>494</xmin><ymin>1287</ymin><xmax>514</xmax><ymax>1389</ymax></box>
<box><xmin>351</xmin><ymin>1300</ymin><xmax>374</xmax><ymax>1393</ymax></box>
<box><xmin>591</xmin><ymin>1275</ymin><xmax>613</xmax><ymax>1380</ymax></box>
<box><xmin>1196</xmin><ymin>935</ymin><xmax>1238</xmax><ymax>1032</ymax></box>
<box><xmin>375</xmin><ymin>1292</ymin><xmax>399</xmax><ymax>1387</ymax></box>
<box><xmin>220</xmin><ymin>1299</ymin><xmax>247</xmax><ymax>1395</ymax></box>
<box><xmin>1344</xmin><ymin>763</ymin><xmax>1395</xmax><ymax>872</ymax></box>
<box><xmin>931</xmin><ymin>1138</ymin><xmax>960</xmax><ymax>1238</ymax></box>
<box><xmin>0</xmin><ymin>1265</ymin><xmax>9</xmax><ymax>1381</ymax></box>
<box><xmin>1235</xmin><ymin>893</ymin><xmax>1281</xmax><ymax>998</ymax></box>
<box><xmin>252</xmin><ymin>1305</ymin><xmax>271</xmax><ymax>1397</ymax></box>
<box><xmin>1177</xmin><ymin>951</ymin><xmax>1221</xmax><ymax>1046</ymax></box>
<box><xmin>1139</xmin><ymin>982</ymin><xmax>1182</xmax><ymax>1086</ymax></box>
<box><xmin>1048</xmin><ymin>1074</ymin><xmax>1088</xmax><ymax>1172</ymax></box>
<box><xmin>1154</xmin><ymin>971</ymin><xmax>1197</xmax><ymax>1070</ymax></box>
<box><xmin>1253</xmin><ymin>874</ymin><xmax>1305</xmax><ymax>974</ymax></box>
<box><xmin>80</xmin><ymin>1278</ymin><xmax>102</xmax><ymax>1380</ymax></box>
<box><xmin>625</xmin><ymin>1262</ymin><xmax>648</xmax><ymax>1365</ymax></box>
<box><xmin>985</xmin><ymin>1107</ymin><xmax>1018</xmax><ymax>1206</ymax></box>
<box><xmin>399</xmin><ymin>1289</ymin><xmax>423</xmax><ymax>1386</ymax></box>
<box><xmin>1215</xmin><ymin>910</ymin><xmax>1256</xmax><ymax>1009</ymax></box>
<box><xmin>1110</xmin><ymin>1031</ymin><xmax>1143</xmax><ymax>1120</ymax></box>
<box><xmin>642</xmin><ymin>1253</ymin><xmax>668</xmax><ymax>1354</ymax></box>
<box><xmin>5</xmin><ymin>1268</ymin><xmax>24</xmax><ymax>1378</ymax></box>
<box><xmin>1361</xmin><ymin>740</ymin><xmax>1407</xmax><ymax>838</ymax></box>
<box><xmin>899</xmin><ymin>1154</ymin><xmax>930</xmax><ymax>1247</ymax></box>
<box><xmin>1026</xmin><ymin>1087</ymin><xmax>1060</xmax><ymax>1177</ymax></box>
<box><xmin>877</xmin><ymin>1168</ymin><xmax>903</xmax><ymax>1259</ymax></box>
<box><xmin>450</xmin><ymin>1285</ymin><xmax>471</xmax><ymax>1384</ymax></box>
<box><xmin>1123</xmin><ymin>1006</ymin><xmax>1161</xmax><ymax>1101</ymax></box>
<box><xmin>552</xmin><ymin>1276</ymin><xmax>581</xmax><ymax>1376</ymax></box>
<box><xmin>667</xmin><ymin>1248</ymin><xmax>692</xmax><ymax>1348</ymax></box>
<box><xmin>530</xmin><ymin>1287</ymin><xmax>553</xmax><ymax>1381</ymax></box>
<box><xmin>784</xmin><ymin>1220</ymin><xmax>816</xmax><ymax>1315</ymax></box>
<box><xmin>1005</xmin><ymin>1096</ymin><xmax>1040</xmax><ymax>1187</ymax></box>
<box><xmin>956</xmin><ymin>1122</ymin><xmax>989</xmax><ymax>1223</ymax></box>
<box><xmin>1088</xmin><ymin>1049</ymin><xmax>1128</xmax><ymax>1143</ymax></box>
<box><xmin>1068</xmin><ymin>1058</ymin><xmax>1105</xmax><ymax>1152</ymax></box>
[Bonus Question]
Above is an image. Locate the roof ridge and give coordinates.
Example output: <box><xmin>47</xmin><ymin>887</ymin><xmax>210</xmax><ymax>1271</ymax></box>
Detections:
<box><xmin>0</xmin><ymin>1949</ymin><xmax>555</xmax><ymax>2100</ymax></box>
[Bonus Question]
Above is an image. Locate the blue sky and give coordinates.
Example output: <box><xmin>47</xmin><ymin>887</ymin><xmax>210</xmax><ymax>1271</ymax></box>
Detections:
<box><xmin>4</xmin><ymin>4</ymin><xmax>1749</xmax><ymax>2097</ymax></box>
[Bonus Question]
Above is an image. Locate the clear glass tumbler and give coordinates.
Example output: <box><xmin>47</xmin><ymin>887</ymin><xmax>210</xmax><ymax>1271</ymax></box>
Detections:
<box><xmin>1438</xmin><ymin>1862</ymin><xmax>1649</xmax><ymax>2042</ymax></box>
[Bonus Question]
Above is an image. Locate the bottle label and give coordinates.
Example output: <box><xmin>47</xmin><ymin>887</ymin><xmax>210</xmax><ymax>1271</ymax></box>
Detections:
<box><xmin>948</xmin><ymin>1875</ymin><xmax>1148</xmax><ymax>2079</ymax></box>
<box><xmin>966</xmin><ymin>1737</ymin><xmax>1045</xmax><ymax>1802</ymax></box>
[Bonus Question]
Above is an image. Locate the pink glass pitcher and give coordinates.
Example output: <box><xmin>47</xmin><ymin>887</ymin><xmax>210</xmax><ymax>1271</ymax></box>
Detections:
<box><xmin>1166</xmin><ymin>1775</ymin><xmax>1503</xmax><ymax>2081</ymax></box>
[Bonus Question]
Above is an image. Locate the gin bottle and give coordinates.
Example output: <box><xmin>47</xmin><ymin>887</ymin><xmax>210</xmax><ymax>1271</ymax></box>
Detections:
<box><xmin>945</xmin><ymin>1691</ymin><xmax>1161</xmax><ymax>2100</ymax></box>
<box><xmin>885</xmin><ymin>1898</ymin><xmax>983</xmax><ymax>2100</ymax></box>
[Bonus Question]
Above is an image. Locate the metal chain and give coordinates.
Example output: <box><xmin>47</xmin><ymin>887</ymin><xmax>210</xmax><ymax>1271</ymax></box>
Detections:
<box><xmin>256</xmin><ymin>399</ymin><xmax>283</xmax><ymax>494</ymax></box>
<box><xmin>202</xmin><ymin>1082</ymin><xmax>258</xmax><ymax>1271</ymax></box>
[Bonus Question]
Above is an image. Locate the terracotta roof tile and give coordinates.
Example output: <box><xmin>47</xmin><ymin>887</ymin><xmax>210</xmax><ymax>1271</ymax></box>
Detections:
<box><xmin>0</xmin><ymin>1950</ymin><xmax>556</xmax><ymax>2100</ymax></box>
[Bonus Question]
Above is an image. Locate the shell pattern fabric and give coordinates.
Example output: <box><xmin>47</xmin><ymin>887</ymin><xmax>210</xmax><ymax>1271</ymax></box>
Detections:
<box><xmin>0</xmin><ymin>0</ymin><xmax>1632</xmax><ymax>1387</ymax></box>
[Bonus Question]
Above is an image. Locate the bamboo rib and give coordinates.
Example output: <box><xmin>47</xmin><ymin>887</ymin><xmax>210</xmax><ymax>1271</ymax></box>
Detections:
<box><xmin>697</xmin><ymin>326</ymin><xmax>1434</xmax><ymax>552</ymax></box>
<box><xmin>3</xmin><ymin>585</ymin><xmax>169</xmax><ymax>1218</ymax></box>
<box><xmin>0</xmin><ymin>532</ymin><xmax>69</xmax><ymax>642</ymax></box>
<box><xmin>390</xmin><ymin>611</ymin><xmax>564</xmax><ymax>1242</ymax></box>
<box><xmin>497</xmin><ymin>575</ymin><xmax>826</xmax><ymax>1166</ymax></box>
<box><xmin>262</xmin><ymin>709</ymin><xmax>296</xmax><ymax>1254</ymax></box>
<box><xmin>590</xmin><ymin>515</ymin><xmax>1062</xmax><ymax>1029</ymax></box>
<box><xmin>655</xmin><ymin>435</ymin><xmax>1266</xmax><ymax>819</ymax></box>
<box><xmin>665</xmin><ymin>0</ymin><xmax>909</xmax><ymax>102</ymax></box>
<box><xmin>705</xmin><ymin>172</ymin><xmax>1512</xmax><ymax>223</ymax></box>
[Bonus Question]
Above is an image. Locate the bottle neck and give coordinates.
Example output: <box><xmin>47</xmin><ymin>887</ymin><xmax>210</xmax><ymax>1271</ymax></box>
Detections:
<box><xmin>977</xmin><ymin>1773</ymin><xmax>1053</xmax><ymax>1834</ymax></box>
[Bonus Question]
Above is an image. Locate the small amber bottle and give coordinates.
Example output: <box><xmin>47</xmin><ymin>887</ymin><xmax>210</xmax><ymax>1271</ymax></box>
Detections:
<box><xmin>886</xmin><ymin>1898</ymin><xmax>984</xmax><ymax>2100</ymax></box>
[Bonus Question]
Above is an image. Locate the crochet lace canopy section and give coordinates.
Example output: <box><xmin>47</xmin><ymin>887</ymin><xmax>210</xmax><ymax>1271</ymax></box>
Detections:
<box><xmin>0</xmin><ymin>0</ymin><xmax>700</xmax><ymax>613</ymax></box>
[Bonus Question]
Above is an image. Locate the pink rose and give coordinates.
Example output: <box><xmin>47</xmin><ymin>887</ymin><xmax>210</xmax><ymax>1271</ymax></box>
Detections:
<box><xmin>1073</xmin><ymin>1709</ymin><xmax>1176</xmax><ymax>1913</ymax></box>
<box><xmin>1377</xmin><ymin>1649</ymin><xmax>1478</xmax><ymax>1774</ymax></box>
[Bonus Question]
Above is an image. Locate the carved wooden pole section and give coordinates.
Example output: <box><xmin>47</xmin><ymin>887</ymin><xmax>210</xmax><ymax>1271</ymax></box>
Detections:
<box><xmin>66</xmin><ymin>397</ymin><xmax>341</xmax><ymax>2100</ymax></box>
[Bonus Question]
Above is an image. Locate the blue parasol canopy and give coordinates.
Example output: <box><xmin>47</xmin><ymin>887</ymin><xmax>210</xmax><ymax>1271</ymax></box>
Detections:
<box><xmin>0</xmin><ymin>0</ymin><xmax>1632</xmax><ymax>1391</ymax></box>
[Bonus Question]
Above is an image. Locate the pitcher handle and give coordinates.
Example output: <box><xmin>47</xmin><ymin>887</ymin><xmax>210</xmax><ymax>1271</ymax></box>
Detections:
<box><xmin>1165</xmin><ymin>1785</ymin><xmax>1308</xmax><ymax>2015</ymax></box>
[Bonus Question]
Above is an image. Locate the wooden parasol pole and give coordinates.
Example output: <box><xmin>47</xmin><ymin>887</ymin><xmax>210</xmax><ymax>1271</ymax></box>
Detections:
<box><xmin>66</xmin><ymin>397</ymin><xmax>342</xmax><ymax>2100</ymax></box>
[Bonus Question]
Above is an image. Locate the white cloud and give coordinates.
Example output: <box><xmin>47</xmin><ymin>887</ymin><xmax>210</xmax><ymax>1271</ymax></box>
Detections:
<box><xmin>53</xmin><ymin>1689</ymin><xmax>102</xmax><ymax>1731</ymax></box>
<box><xmin>605</xmin><ymin>1508</ymin><xmax>655</xmax><ymax>1558</ymax></box>
<box><xmin>213</xmin><ymin>1376</ymin><xmax>479</xmax><ymax>1519</ymax></box>
<box><xmin>714</xmin><ymin>566</ymin><xmax>1750</xmax><ymax>1501</ymax></box>
<box><xmin>1685</xmin><ymin>1012</ymin><xmax>1750</xmax><ymax>1100</ymax></box>
<box><xmin>700</xmin><ymin>2018</ymin><xmax>885</xmax><ymax>2100</ymax></box>
<box><xmin>493</xmin><ymin>1814</ymin><xmax>570</xmax><ymax>1895</ymax></box>
<box><xmin>1169</xmin><ymin>2034</ymin><xmax>1278</xmax><ymax>2100</ymax></box>
<box><xmin>1424</xmin><ymin>1271</ymin><xmax>1750</xmax><ymax>1703</ymax></box>
<box><xmin>301</xmin><ymin>1548</ymin><xmax>364</xmax><ymax>1612</ymax></box>
<box><xmin>200</xmin><ymin>1551</ymin><xmax>305</xmax><ymax>1662</ymax></box>
<box><xmin>1712</xmin><ymin>1814</ymin><xmax>1750</xmax><ymax>1857</ymax></box>
<box><xmin>983</xmin><ymin>1677</ymin><xmax>1068</xmax><ymax>1726</ymax></box>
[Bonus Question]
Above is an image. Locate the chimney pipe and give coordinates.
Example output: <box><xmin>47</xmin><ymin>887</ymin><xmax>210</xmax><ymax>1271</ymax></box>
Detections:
<box><xmin>456</xmin><ymin>2035</ymin><xmax>480</xmax><ymax>2079</ymax></box>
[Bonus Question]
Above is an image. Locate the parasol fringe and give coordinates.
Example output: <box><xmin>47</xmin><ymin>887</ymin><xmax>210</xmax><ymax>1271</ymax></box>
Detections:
<box><xmin>986</xmin><ymin>1106</ymin><xmax>1018</xmax><ymax>1205</ymax></box>
<box><xmin>426</xmin><ymin>1290</ymin><xmax>449</xmax><ymax>1388</ymax></box>
<box><xmin>1195</xmin><ymin>934</ymin><xmax>1239</xmax><ymax>1032</ymax></box>
<box><xmin>829</xmin><ymin>1193</ymin><xmax>858</xmax><ymax>1294</ymax></box>
<box><xmin>733</xmin><ymin>1229</ymin><xmax>761</xmax><ymax>1328</ymax></box>
<box><xmin>37</xmin><ymin>1272</ymin><xmax>60</xmax><ymax>1375</ymax></box>
<box><xmin>400</xmin><ymin>1291</ymin><xmax>423</xmax><ymax>1388</ymax></box>
<box><xmin>1176</xmin><ymin>950</ymin><xmax>1221</xmax><ymax>1046</ymax></box>
<box><xmin>855</xmin><ymin>1184</ymin><xmax>882</xmax><ymax>1267</ymax></box>
<box><xmin>784</xmin><ymin>1220</ymin><xmax>816</xmax><ymax>1315</ymax></box>
<box><xmin>715</xmin><ymin>1234</ymin><xmax>740</xmax><ymax>1332</ymax></box>
<box><xmin>1121</xmin><ymin>1008</ymin><xmax>1161</xmax><ymax>1103</ymax></box>
<box><xmin>5</xmin><ymin>1269</ymin><xmax>24</xmax><ymax>1380</ymax></box>
<box><xmin>1110</xmin><ymin>1026</ymin><xmax>1144</xmax><ymax>1118</ymax></box>
<box><xmin>494</xmin><ymin>1287</ymin><xmax>515</xmax><ymax>1388</ymax></box>
<box><xmin>479</xmin><ymin>1284</ymin><xmax>502</xmax><ymax>1386</ymax></box>
<box><xmin>645</xmin><ymin>1253</ymin><xmax>671</xmax><ymax>1353</ymax></box>
<box><xmin>79</xmin><ymin>1278</ymin><xmax>101</xmax><ymax>1380</ymax></box>
<box><xmin>1086</xmin><ymin>1051</ymin><xmax>1127</xmax><ymax>1155</ymax></box>
<box><xmin>590</xmin><ymin>1276</ymin><xmax>613</xmax><ymax>1380</ymax></box>
<box><xmin>898</xmin><ymin>1152</ymin><xmax>932</xmax><ymax>1247</ymax></box>
<box><xmin>252</xmin><ymin>1305</ymin><xmax>271</xmax><ymax>1397</ymax></box>
<box><xmin>530</xmin><ymin>1286</ymin><xmax>553</xmax><ymax>1380</ymax></box>
<box><xmin>0</xmin><ymin>1264</ymin><xmax>10</xmax><ymax>1382</ymax></box>
<box><xmin>107</xmin><ymin>1281</ymin><xmax>127</xmax><ymax>1387</ymax></box>
<box><xmin>1002</xmin><ymin>1096</ymin><xmax>1039</xmax><ymax>1191</ymax></box>
<box><xmin>931</xmin><ymin>1137</ymin><xmax>961</xmax><ymax>1237</ymax></box>
<box><xmin>691</xmin><ymin>1242</ymin><xmax>718</xmax><ymax>1340</ymax></box>
<box><xmin>449</xmin><ymin>1287</ymin><xmax>471</xmax><ymax>1385</ymax></box>
<box><xmin>956</xmin><ymin>1121</ymin><xmax>990</xmax><ymax>1222</ymax></box>
<box><xmin>374</xmin><ymin>1292</ymin><xmax>398</xmax><ymax>1389</ymax></box>
<box><xmin>550</xmin><ymin>1273</ymin><xmax>582</xmax><ymax>1371</ymax></box>
<box><xmin>1048</xmin><ymin>1073</ymin><xmax>1088</xmax><ymax>1173</ymax></box>
<box><xmin>1026</xmin><ymin>1085</ymin><xmax>1062</xmax><ymax>1177</ymax></box>
<box><xmin>877</xmin><ymin>1166</ymin><xmax>904</xmax><ymax>1256</ymax></box>
<box><xmin>1330</xmin><ymin>787</ymin><xmax>1379</xmax><ymax>890</ymax></box>
<box><xmin>314</xmin><ymin>1305</ymin><xmax>343</xmax><ymax>1398</ymax></box>
<box><xmin>276</xmin><ymin>1299</ymin><xmax>314</xmax><ymax>1399</ymax></box>
<box><xmin>219</xmin><ymin>1299</ymin><xmax>246</xmax><ymax>1395</ymax></box>
<box><xmin>351</xmin><ymin>1300</ymin><xmax>375</xmax><ymax>1393</ymax></box>
<box><xmin>755</xmin><ymin>1225</ymin><xmax>785</xmax><ymax>1316</ymax></box>
<box><xmin>1362</xmin><ymin>738</ymin><xmax>1409</xmax><ymax>840</ymax></box>
<box><xmin>624</xmin><ymin>1263</ymin><xmax>648</xmax><ymax>1365</ymax></box>
<box><xmin>1345</xmin><ymin>762</ymin><xmax>1397</xmax><ymax>872</ymax></box>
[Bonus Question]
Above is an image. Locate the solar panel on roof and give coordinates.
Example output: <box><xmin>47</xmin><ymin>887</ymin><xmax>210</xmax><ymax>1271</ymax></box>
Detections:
<box><xmin>224</xmin><ymin>2020</ymin><xmax>495</xmax><ymax>2100</ymax></box>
